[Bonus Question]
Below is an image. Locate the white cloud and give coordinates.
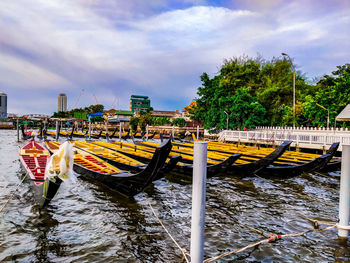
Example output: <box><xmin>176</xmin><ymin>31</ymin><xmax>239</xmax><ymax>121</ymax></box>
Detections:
<box><xmin>0</xmin><ymin>0</ymin><xmax>349</xmax><ymax>114</ymax></box>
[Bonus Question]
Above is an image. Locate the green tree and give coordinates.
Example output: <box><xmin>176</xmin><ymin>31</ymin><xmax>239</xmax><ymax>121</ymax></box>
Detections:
<box><xmin>172</xmin><ymin>118</ymin><xmax>186</xmax><ymax>127</ymax></box>
<box><xmin>129</xmin><ymin>117</ymin><xmax>139</xmax><ymax>131</ymax></box>
<box><xmin>303</xmin><ymin>64</ymin><xmax>350</xmax><ymax>127</ymax></box>
<box><xmin>139</xmin><ymin>112</ymin><xmax>152</xmax><ymax>131</ymax></box>
<box><xmin>151</xmin><ymin>117</ymin><xmax>171</xmax><ymax>126</ymax></box>
<box><xmin>194</xmin><ymin>55</ymin><xmax>313</xmax><ymax>129</ymax></box>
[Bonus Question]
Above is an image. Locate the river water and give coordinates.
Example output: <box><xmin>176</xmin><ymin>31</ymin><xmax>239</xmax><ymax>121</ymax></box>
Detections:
<box><xmin>0</xmin><ymin>129</ymin><xmax>349</xmax><ymax>262</ymax></box>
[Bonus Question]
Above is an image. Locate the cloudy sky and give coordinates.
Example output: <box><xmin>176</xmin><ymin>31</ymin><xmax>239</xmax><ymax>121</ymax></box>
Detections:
<box><xmin>0</xmin><ymin>0</ymin><xmax>349</xmax><ymax>115</ymax></box>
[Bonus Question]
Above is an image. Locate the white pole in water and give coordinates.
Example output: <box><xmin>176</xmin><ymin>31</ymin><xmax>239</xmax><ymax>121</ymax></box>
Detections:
<box><xmin>16</xmin><ymin>119</ymin><xmax>19</xmax><ymax>142</ymax></box>
<box><xmin>88</xmin><ymin>117</ymin><xmax>91</xmax><ymax>140</ymax></box>
<box><xmin>197</xmin><ymin>125</ymin><xmax>199</xmax><ymax>140</ymax></box>
<box><xmin>119</xmin><ymin>122</ymin><xmax>122</xmax><ymax>142</ymax></box>
<box><xmin>191</xmin><ymin>141</ymin><xmax>207</xmax><ymax>263</ymax></box>
<box><xmin>146</xmin><ymin>124</ymin><xmax>149</xmax><ymax>141</ymax></box>
<box><xmin>55</xmin><ymin>121</ymin><xmax>59</xmax><ymax>141</ymax></box>
<box><xmin>172</xmin><ymin>126</ymin><xmax>175</xmax><ymax>139</ymax></box>
<box><xmin>338</xmin><ymin>144</ymin><xmax>350</xmax><ymax>239</ymax></box>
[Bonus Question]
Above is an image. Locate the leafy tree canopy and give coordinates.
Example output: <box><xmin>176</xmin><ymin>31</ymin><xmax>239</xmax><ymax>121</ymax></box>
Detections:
<box><xmin>193</xmin><ymin>55</ymin><xmax>348</xmax><ymax>130</ymax></box>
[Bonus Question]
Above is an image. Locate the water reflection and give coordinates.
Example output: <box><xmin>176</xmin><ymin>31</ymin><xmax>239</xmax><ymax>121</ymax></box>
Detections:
<box><xmin>30</xmin><ymin>209</ymin><xmax>67</xmax><ymax>262</ymax></box>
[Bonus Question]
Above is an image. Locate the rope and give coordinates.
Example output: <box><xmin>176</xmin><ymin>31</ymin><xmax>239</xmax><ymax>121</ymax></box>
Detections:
<box><xmin>144</xmin><ymin>195</ymin><xmax>190</xmax><ymax>263</ymax></box>
<box><xmin>204</xmin><ymin>225</ymin><xmax>337</xmax><ymax>263</ymax></box>
<box><xmin>255</xmin><ymin>175</ymin><xmax>336</xmax><ymax>207</ymax></box>
<box><xmin>0</xmin><ymin>173</ymin><xmax>27</xmax><ymax>213</ymax></box>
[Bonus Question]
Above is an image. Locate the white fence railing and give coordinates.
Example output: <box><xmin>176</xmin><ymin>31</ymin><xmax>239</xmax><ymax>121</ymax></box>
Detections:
<box><xmin>217</xmin><ymin>129</ymin><xmax>350</xmax><ymax>151</ymax></box>
<box><xmin>256</xmin><ymin>126</ymin><xmax>349</xmax><ymax>133</ymax></box>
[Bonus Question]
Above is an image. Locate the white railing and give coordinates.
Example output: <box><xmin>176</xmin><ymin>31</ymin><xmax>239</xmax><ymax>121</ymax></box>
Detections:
<box><xmin>218</xmin><ymin>129</ymin><xmax>350</xmax><ymax>151</ymax></box>
<box><xmin>256</xmin><ymin>126</ymin><xmax>349</xmax><ymax>133</ymax></box>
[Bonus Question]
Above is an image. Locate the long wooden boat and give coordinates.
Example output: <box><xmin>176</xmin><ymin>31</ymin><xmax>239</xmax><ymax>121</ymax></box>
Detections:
<box><xmin>257</xmin><ymin>142</ymin><xmax>339</xmax><ymax>177</ymax></box>
<box><xmin>73</xmin><ymin>140</ymin><xmax>147</xmax><ymax>172</ymax></box>
<box><xmin>19</xmin><ymin>140</ymin><xmax>62</xmax><ymax>207</ymax></box>
<box><xmin>227</xmin><ymin>141</ymin><xmax>292</xmax><ymax>175</ymax></box>
<box><xmin>45</xmin><ymin>139</ymin><xmax>172</xmax><ymax>197</ymax></box>
<box><xmin>92</xmin><ymin>140</ymin><xmax>241</xmax><ymax>176</ymax></box>
<box><xmin>134</xmin><ymin>139</ymin><xmax>291</xmax><ymax>176</ymax></box>
<box><xmin>21</xmin><ymin>125</ymin><xmax>35</xmax><ymax>140</ymax></box>
<box><xmin>74</xmin><ymin>140</ymin><xmax>183</xmax><ymax>178</ymax></box>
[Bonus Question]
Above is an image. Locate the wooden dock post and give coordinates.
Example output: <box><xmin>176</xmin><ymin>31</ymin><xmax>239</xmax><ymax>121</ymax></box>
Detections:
<box><xmin>146</xmin><ymin>124</ymin><xmax>149</xmax><ymax>141</ymax></box>
<box><xmin>88</xmin><ymin>117</ymin><xmax>91</xmax><ymax>140</ymax></box>
<box><xmin>55</xmin><ymin>121</ymin><xmax>59</xmax><ymax>141</ymax></box>
<box><xmin>16</xmin><ymin>119</ymin><xmax>19</xmax><ymax>142</ymax></box>
<box><xmin>119</xmin><ymin>122</ymin><xmax>122</xmax><ymax>142</ymax></box>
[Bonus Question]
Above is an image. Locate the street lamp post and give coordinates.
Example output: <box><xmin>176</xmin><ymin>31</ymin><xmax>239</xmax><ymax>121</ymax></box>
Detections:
<box><xmin>316</xmin><ymin>103</ymin><xmax>330</xmax><ymax>129</ymax></box>
<box><xmin>224</xmin><ymin>111</ymin><xmax>229</xmax><ymax>130</ymax></box>
<box><xmin>282</xmin><ymin>52</ymin><xmax>296</xmax><ymax>129</ymax></box>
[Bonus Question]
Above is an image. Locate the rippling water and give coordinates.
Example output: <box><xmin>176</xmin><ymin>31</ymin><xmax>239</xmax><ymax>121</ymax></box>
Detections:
<box><xmin>0</xmin><ymin>129</ymin><xmax>349</xmax><ymax>262</ymax></box>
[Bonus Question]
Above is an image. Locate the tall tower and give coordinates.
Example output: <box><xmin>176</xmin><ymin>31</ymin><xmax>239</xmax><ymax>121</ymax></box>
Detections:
<box><xmin>0</xmin><ymin>92</ymin><xmax>7</xmax><ymax>117</ymax></box>
<box><xmin>58</xmin><ymin>93</ymin><xmax>67</xmax><ymax>112</ymax></box>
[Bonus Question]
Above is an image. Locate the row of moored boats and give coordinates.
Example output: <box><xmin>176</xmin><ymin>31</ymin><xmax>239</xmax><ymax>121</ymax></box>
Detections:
<box><xmin>19</xmin><ymin>126</ymin><xmax>341</xmax><ymax>207</ymax></box>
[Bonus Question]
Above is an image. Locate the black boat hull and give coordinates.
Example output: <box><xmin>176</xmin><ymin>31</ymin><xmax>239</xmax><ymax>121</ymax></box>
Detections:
<box><xmin>30</xmin><ymin>177</ymin><xmax>62</xmax><ymax>207</ymax></box>
<box><xmin>228</xmin><ymin>141</ymin><xmax>292</xmax><ymax>176</ymax></box>
<box><xmin>73</xmin><ymin>139</ymin><xmax>172</xmax><ymax>197</ymax></box>
<box><xmin>258</xmin><ymin>154</ymin><xmax>331</xmax><ymax>177</ymax></box>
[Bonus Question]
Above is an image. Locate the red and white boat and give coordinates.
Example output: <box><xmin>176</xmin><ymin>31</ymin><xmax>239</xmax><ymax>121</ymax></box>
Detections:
<box><xmin>19</xmin><ymin>139</ymin><xmax>62</xmax><ymax>207</ymax></box>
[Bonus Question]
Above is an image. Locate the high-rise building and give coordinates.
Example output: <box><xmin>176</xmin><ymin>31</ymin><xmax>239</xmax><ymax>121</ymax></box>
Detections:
<box><xmin>130</xmin><ymin>95</ymin><xmax>150</xmax><ymax>113</ymax></box>
<box><xmin>58</xmin><ymin>93</ymin><xmax>67</xmax><ymax>112</ymax></box>
<box><xmin>0</xmin><ymin>92</ymin><xmax>7</xmax><ymax>117</ymax></box>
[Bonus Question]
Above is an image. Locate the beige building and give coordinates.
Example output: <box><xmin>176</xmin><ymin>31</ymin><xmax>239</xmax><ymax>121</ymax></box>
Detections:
<box><xmin>58</xmin><ymin>93</ymin><xmax>67</xmax><ymax>112</ymax></box>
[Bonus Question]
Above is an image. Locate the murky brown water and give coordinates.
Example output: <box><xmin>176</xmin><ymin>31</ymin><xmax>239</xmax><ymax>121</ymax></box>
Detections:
<box><xmin>0</xmin><ymin>130</ymin><xmax>349</xmax><ymax>262</ymax></box>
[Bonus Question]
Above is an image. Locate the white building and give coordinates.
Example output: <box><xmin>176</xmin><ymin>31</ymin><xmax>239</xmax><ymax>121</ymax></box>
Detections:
<box><xmin>58</xmin><ymin>93</ymin><xmax>67</xmax><ymax>112</ymax></box>
<box><xmin>0</xmin><ymin>92</ymin><xmax>7</xmax><ymax>117</ymax></box>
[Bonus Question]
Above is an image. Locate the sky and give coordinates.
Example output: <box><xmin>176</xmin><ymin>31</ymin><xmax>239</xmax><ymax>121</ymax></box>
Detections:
<box><xmin>0</xmin><ymin>0</ymin><xmax>349</xmax><ymax>115</ymax></box>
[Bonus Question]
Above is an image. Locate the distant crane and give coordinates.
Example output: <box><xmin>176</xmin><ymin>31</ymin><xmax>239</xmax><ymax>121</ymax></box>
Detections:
<box><xmin>93</xmin><ymin>94</ymin><xmax>99</xmax><ymax>104</ymax></box>
<box><xmin>73</xmin><ymin>89</ymin><xmax>84</xmax><ymax>109</ymax></box>
<box><xmin>111</xmin><ymin>97</ymin><xmax>118</xmax><ymax>109</ymax></box>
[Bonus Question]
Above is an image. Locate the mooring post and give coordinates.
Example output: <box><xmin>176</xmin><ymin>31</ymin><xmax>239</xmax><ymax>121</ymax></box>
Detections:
<box><xmin>16</xmin><ymin>119</ymin><xmax>19</xmax><ymax>142</ymax></box>
<box><xmin>119</xmin><ymin>122</ymin><xmax>122</xmax><ymax>142</ymax></box>
<box><xmin>146</xmin><ymin>124</ymin><xmax>149</xmax><ymax>141</ymax></box>
<box><xmin>105</xmin><ymin>120</ymin><xmax>108</xmax><ymax>137</ymax></box>
<box><xmin>88</xmin><ymin>117</ymin><xmax>91</xmax><ymax>140</ymax></box>
<box><xmin>55</xmin><ymin>121</ymin><xmax>59</xmax><ymax>141</ymax></box>
<box><xmin>197</xmin><ymin>125</ymin><xmax>199</xmax><ymax>140</ymax></box>
<box><xmin>191</xmin><ymin>141</ymin><xmax>207</xmax><ymax>263</ymax></box>
<box><xmin>172</xmin><ymin>126</ymin><xmax>174</xmax><ymax>139</ymax></box>
<box><xmin>338</xmin><ymin>144</ymin><xmax>350</xmax><ymax>239</ymax></box>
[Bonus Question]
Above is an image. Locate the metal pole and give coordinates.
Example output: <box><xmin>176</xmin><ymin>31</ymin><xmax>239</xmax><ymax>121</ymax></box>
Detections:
<box><xmin>172</xmin><ymin>126</ymin><xmax>174</xmax><ymax>138</ymax></box>
<box><xmin>293</xmin><ymin>70</ymin><xmax>295</xmax><ymax>129</ymax></box>
<box><xmin>282</xmin><ymin>52</ymin><xmax>295</xmax><ymax>129</ymax></box>
<box><xmin>119</xmin><ymin>122</ymin><xmax>122</xmax><ymax>142</ymax></box>
<box><xmin>327</xmin><ymin>110</ymin><xmax>330</xmax><ymax>130</ymax></box>
<box><xmin>16</xmin><ymin>119</ymin><xmax>19</xmax><ymax>142</ymax></box>
<box><xmin>191</xmin><ymin>141</ymin><xmax>207</xmax><ymax>263</ymax></box>
<box><xmin>197</xmin><ymin>125</ymin><xmax>199</xmax><ymax>140</ymax></box>
<box><xmin>339</xmin><ymin>145</ymin><xmax>350</xmax><ymax>239</ymax></box>
<box><xmin>146</xmin><ymin>124</ymin><xmax>149</xmax><ymax>141</ymax></box>
<box><xmin>55</xmin><ymin>121</ymin><xmax>59</xmax><ymax>141</ymax></box>
<box><xmin>105</xmin><ymin>120</ymin><xmax>108</xmax><ymax>137</ymax></box>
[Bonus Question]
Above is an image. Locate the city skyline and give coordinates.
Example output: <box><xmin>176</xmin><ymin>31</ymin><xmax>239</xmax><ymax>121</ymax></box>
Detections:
<box><xmin>1</xmin><ymin>0</ymin><xmax>349</xmax><ymax>115</ymax></box>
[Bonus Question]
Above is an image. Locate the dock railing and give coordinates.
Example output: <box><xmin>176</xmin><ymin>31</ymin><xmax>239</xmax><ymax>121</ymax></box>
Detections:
<box><xmin>217</xmin><ymin>128</ymin><xmax>350</xmax><ymax>151</ymax></box>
